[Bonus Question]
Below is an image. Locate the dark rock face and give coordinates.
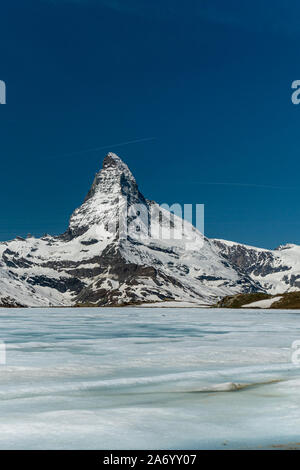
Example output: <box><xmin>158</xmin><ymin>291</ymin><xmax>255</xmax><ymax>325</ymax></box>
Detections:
<box><xmin>0</xmin><ymin>296</ymin><xmax>25</xmax><ymax>308</ymax></box>
<box><xmin>283</xmin><ymin>274</ymin><xmax>300</xmax><ymax>288</ymax></box>
<box><xmin>212</xmin><ymin>239</ymin><xmax>299</xmax><ymax>292</ymax></box>
<box><xmin>213</xmin><ymin>240</ymin><xmax>289</xmax><ymax>276</ymax></box>
<box><xmin>25</xmin><ymin>275</ymin><xmax>85</xmax><ymax>294</ymax></box>
<box><xmin>73</xmin><ymin>243</ymin><xmax>187</xmax><ymax>306</ymax></box>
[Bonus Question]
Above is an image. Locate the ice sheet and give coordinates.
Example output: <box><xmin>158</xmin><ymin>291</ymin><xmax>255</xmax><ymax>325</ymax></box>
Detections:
<box><xmin>0</xmin><ymin>307</ymin><xmax>299</xmax><ymax>449</ymax></box>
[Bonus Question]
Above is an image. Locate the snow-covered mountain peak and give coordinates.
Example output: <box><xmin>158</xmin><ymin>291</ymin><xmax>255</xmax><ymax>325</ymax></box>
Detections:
<box><xmin>0</xmin><ymin>152</ymin><xmax>299</xmax><ymax>307</ymax></box>
<box><xmin>83</xmin><ymin>152</ymin><xmax>137</xmax><ymax>201</ymax></box>
<box><xmin>103</xmin><ymin>152</ymin><xmax>130</xmax><ymax>170</ymax></box>
<box><xmin>65</xmin><ymin>153</ymin><xmax>144</xmax><ymax>239</ymax></box>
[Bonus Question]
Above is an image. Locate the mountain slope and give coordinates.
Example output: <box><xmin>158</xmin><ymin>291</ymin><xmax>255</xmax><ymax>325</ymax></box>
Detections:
<box><xmin>213</xmin><ymin>239</ymin><xmax>300</xmax><ymax>294</ymax></box>
<box><xmin>214</xmin><ymin>291</ymin><xmax>300</xmax><ymax>309</ymax></box>
<box><xmin>0</xmin><ymin>152</ymin><xmax>299</xmax><ymax>307</ymax></box>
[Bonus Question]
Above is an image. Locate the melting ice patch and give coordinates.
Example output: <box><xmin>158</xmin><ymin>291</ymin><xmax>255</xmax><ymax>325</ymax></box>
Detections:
<box><xmin>0</xmin><ymin>307</ymin><xmax>299</xmax><ymax>449</ymax></box>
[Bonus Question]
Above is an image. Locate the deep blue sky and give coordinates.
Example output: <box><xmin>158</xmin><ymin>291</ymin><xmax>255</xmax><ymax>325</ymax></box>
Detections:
<box><xmin>1</xmin><ymin>1</ymin><xmax>300</xmax><ymax>248</ymax></box>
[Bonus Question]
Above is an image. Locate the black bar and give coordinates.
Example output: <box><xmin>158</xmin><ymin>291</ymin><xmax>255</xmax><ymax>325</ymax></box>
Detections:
<box><xmin>0</xmin><ymin>449</ymin><xmax>296</xmax><ymax>466</ymax></box>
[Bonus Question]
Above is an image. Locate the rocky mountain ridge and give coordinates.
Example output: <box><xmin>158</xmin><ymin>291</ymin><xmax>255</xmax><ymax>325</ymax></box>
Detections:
<box><xmin>0</xmin><ymin>152</ymin><xmax>299</xmax><ymax>307</ymax></box>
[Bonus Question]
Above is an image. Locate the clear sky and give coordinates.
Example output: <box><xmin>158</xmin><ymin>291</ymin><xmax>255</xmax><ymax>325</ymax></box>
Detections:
<box><xmin>1</xmin><ymin>0</ymin><xmax>300</xmax><ymax>248</ymax></box>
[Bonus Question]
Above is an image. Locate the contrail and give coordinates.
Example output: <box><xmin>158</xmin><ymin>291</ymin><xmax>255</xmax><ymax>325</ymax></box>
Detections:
<box><xmin>189</xmin><ymin>182</ymin><xmax>298</xmax><ymax>190</ymax></box>
<box><xmin>46</xmin><ymin>137</ymin><xmax>156</xmax><ymax>159</ymax></box>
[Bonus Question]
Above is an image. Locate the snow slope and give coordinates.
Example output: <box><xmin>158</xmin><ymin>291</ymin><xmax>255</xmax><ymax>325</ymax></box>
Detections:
<box><xmin>242</xmin><ymin>296</ymin><xmax>283</xmax><ymax>308</ymax></box>
<box><xmin>213</xmin><ymin>239</ymin><xmax>300</xmax><ymax>295</ymax></box>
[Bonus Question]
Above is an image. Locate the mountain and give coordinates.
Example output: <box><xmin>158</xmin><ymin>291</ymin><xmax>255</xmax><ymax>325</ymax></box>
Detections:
<box><xmin>212</xmin><ymin>239</ymin><xmax>300</xmax><ymax>294</ymax></box>
<box><xmin>0</xmin><ymin>152</ymin><xmax>299</xmax><ymax>307</ymax></box>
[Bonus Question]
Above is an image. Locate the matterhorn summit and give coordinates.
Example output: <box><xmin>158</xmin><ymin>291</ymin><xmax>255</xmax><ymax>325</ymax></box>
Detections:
<box><xmin>65</xmin><ymin>152</ymin><xmax>143</xmax><ymax>240</ymax></box>
<box><xmin>0</xmin><ymin>153</ymin><xmax>299</xmax><ymax>307</ymax></box>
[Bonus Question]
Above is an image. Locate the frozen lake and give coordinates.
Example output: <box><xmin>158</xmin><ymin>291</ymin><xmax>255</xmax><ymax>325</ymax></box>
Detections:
<box><xmin>0</xmin><ymin>307</ymin><xmax>300</xmax><ymax>449</ymax></box>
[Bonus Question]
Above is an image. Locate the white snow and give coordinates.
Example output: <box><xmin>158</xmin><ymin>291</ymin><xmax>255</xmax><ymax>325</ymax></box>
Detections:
<box><xmin>242</xmin><ymin>296</ymin><xmax>283</xmax><ymax>308</ymax></box>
